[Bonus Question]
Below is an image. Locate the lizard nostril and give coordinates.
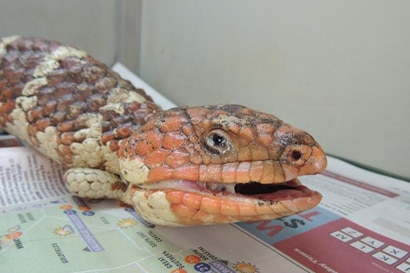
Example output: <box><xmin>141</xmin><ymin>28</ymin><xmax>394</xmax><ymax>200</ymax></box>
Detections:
<box><xmin>283</xmin><ymin>145</ymin><xmax>312</xmax><ymax>166</ymax></box>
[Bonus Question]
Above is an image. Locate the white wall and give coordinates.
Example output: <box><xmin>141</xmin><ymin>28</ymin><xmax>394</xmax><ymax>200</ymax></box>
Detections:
<box><xmin>0</xmin><ymin>1</ymin><xmax>409</xmax><ymax>179</ymax></box>
<box><xmin>0</xmin><ymin>0</ymin><xmax>120</xmax><ymax>66</ymax></box>
<box><xmin>139</xmin><ymin>0</ymin><xmax>410</xmax><ymax>179</ymax></box>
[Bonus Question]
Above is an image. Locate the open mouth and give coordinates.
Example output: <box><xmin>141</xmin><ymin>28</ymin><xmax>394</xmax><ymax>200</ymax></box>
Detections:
<box><xmin>202</xmin><ymin>179</ymin><xmax>316</xmax><ymax>201</ymax></box>
<box><xmin>142</xmin><ymin>179</ymin><xmax>316</xmax><ymax>201</ymax></box>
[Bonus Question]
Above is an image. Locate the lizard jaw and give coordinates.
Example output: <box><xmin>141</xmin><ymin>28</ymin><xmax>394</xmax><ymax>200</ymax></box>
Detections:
<box><xmin>129</xmin><ymin>178</ymin><xmax>321</xmax><ymax>226</ymax></box>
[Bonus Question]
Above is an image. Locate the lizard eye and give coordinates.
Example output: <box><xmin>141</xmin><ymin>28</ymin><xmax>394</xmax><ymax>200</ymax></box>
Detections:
<box><xmin>204</xmin><ymin>130</ymin><xmax>231</xmax><ymax>155</ymax></box>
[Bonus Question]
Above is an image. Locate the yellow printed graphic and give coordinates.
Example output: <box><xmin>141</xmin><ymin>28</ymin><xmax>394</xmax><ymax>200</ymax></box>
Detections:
<box><xmin>234</xmin><ymin>262</ymin><xmax>260</xmax><ymax>273</ymax></box>
<box><xmin>54</xmin><ymin>225</ymin><xmax>75</xmax><ymax>236</ymax></box>
<box><xmin>118</xmin><ymin>218</ymin><xmax>137</xmax><ymax>228</ymax></box>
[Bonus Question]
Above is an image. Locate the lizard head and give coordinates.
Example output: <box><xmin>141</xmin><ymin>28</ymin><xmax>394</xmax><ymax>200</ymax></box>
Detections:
<box><xmin>118</xmin><ymin>104</ymin><xmax>327</xmax><ymax>226</ymax></box>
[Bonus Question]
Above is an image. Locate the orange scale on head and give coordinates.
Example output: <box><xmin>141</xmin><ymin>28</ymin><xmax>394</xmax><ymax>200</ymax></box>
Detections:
<box><xmin>249</xmin><ymin>161</ymin><xmax>264</xmax><ymax>182</ymax></box>
<box><xmin>144</xmin><ymin>149</ymin><xmax>171</xmax><ymax>167</ymax></box>
<box><xmin>271</xmin><ymin>201</ymin><xmax>295</xmax><ymax>215</ymax></box>
<box><xmin>293</xmin><ymin>193</ymin><xmax>322</xmax><ymax>211</ymax></box>
<box><xmin>181</xmin><ymin>124</ymin><xmax>195</xmax><ymax>137</ymax></box>
<box><xmin>162</xmin><ymin>132</ymin><xmax>186</xmax><ymax>150</ymax></box>
<box><xmin>186</xmin><ymin>107</ymin><xmax>208</xmax><ymax>118</ymax></box>
<box><xmin>191</xmin><ymin>210</ymin><xmax>214</xmax><ymax>223</ymax></box>
<box><xmin>182</xmin><ymin>193</ymin><xmax>202</xmax><ymax>209</ymax></box>
<box><xmin>200</xmin><ymin>196</ymin><xmax>221</xmax><ymax>214</ymax></box>
<box><xmin>173</xmin><ymin>165</ymin><xmax>200</xmax><ymax>181</ymax></box>
<box><xmin>134</xmin><ymin>140</ymin><xmax>153</xmax><ymax>156</ymax></box>
<box><xmin>255</xmin><ymin>132</ymin><xmax>274</xmax><ymax>147</ymax></box>
<box><xmin>256</xmin><ymin>122</ymin><xmax>275</xmax><ymax>134</ymax></box>
<box><xmin>198</xmin><ymin>118</ymin><xmax>212</xmax><ymax>130</ymax></box>
<box><xmin>170</xmin><ymin>203</ymin><xmax>198</xmax><ymax>220</ymax></box>
<box><xmin>260</xmin><ymin>161</ymin><xmax>275</xmax><ymax>183</ymax></box>
<box><xmin>220</xmin><ymin>199</ymin><xmax>240</xmax><ymax>216</ymax></box>
<box><xmin>234</xmin><ymin>162</ymin><xmax>251</xmax><ymax>183</ymax></box>
<box><xmin>159</xmin><ymin>115</ymin><xmax>186</xmax><ymax>133</ymax></box>
<box><xmin>147</xmin><ymin>166</ymin><xmax>174</xmax><ymax>182</ymax></box>
<box><xmin>221</xmin><ymin>162</ymin><xmax>238</xmax><ymax>183</ymax></box>
<box><xmin>238</xmin><ymin>126</ymin><xmax>256</xmax><ymax>141</ymax></box>
<box><xmin>237</xmin><ymin>146</ymin><xmax>251</xmax><ymax>161</ymax></box>
<box><xmin>188</xmin><ymin>152</ymin><xmax>203</xmax><ymax>165</ymax></box>
<box><xmin>224</xmin><ymin>117</ymin><xmax>242</xmax><ymax>135</ymax></box>
<box><xmin>166</xmin><ymin>151</ymin><xmax>190</xmax><ymax>167</ymax></box>
<box><xmin>237</xmin><ymin>203</ymin><xmax>258</xmax><ymax>217</ymax></box>
<box><xmin>199</xmin><ymin>164</ymin><xmax>223</xmax><ymax>182</ymax></box>
<box><xmin>255</xmin><ymin>203</ymin><xmax>279</xmax><ymax>216</ymax></box>
<box><xmin>213</xmin><ymin>214</ymin><xmax>237</xmax><ymax>224</ymax></box>
<box><xmin>165</xmin><ymin>191</ymin><xmax>185</xmax><ymax>204</ymax></box>
<box><xmin>249</xmin><ymin>144</ymin><xmax>270</xmax><ymax>161</ymax></box>
<box><xmin>144</xmin><ymin>130</ymin><xmax>163</xmax><ymax>150</ymax></box>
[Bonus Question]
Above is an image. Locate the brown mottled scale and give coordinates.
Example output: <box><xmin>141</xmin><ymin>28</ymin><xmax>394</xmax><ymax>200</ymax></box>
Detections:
<box><xmin>0</xmin><ymin>36</ymin><xmax>160</xmax><ymax>167</ymax></box>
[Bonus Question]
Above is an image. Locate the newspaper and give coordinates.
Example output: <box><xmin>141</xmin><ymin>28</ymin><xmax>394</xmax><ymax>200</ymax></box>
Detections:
<box><xmin>0</xmin><ymin>64</ymin><xmax>409</xmax><ymax>273</ymax></box>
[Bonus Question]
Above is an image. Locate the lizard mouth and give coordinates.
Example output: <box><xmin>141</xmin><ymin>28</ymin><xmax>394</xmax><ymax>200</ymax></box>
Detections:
<box><xmin>142</xmin><ymin>178</ymin><xmax>316</xmax><ymax>201</ymax></box>
<box><xmin>202</xmin><ymin>179</ymin><xmax>316</xmax><ymax>201</ymax></box>
<box><xmin>231</xmin><ymin>179</ymin><xmax>314</xmax><ymax>199</ymax></box>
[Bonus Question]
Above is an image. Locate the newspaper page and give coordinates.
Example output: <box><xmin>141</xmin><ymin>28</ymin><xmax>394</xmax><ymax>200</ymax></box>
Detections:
<box><xmin>0</xmin><ymin>64</ymin><xmax>409</xmax><ymax>273</ymax></box>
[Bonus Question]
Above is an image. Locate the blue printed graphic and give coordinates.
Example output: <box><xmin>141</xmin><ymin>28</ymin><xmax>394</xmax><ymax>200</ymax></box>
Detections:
<box><xmin>82</xmin><ymin>210</ymin><xmax>95</xmax><ymax>216</ymax></box>
<box><xmin>194</xmin><ymin>262</ymin><xmax>211</xmax><ymax>272</ymax></box>
<box><xmin>64</xmin><ymin>209</ymin><xmax>104</xmax><ymax>252</ymax></box>
<box><xmin>209</xmin><ymin>260</ymin><xmax>235</xmax><ymax>273</ymax></box>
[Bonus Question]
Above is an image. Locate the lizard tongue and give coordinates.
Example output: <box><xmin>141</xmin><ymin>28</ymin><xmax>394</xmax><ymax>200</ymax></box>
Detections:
<box><xmin>234</xmin><ymin>179</ymin><xmax>318</xmax><ymax>201</ymax></box>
